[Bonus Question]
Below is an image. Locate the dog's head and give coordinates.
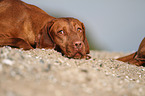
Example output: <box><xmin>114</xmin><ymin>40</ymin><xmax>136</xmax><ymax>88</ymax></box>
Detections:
<box><xmin>37</xmin><ymin>18</ymin><xmax>90</xmax><ymax>59</ymax></box>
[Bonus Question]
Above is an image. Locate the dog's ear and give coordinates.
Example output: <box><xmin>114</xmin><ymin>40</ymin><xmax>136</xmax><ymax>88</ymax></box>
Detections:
<box><xmin>137</xmin><ymin>38</ymin><xmax>145</xmax><ymax>58</ymax></box>
<box><xmin>36</xmin><ymin>21</ymin><xmax>55</xmax><ymax>49</ymax></box>
<box><xmin>82</xmin><ymin>23</ymin><xmax>90</xmax><ymax>54</ymax></box>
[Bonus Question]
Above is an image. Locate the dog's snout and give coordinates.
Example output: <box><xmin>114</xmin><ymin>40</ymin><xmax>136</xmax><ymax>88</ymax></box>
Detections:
<box><xmin>74</xmin><ymin>41</ymin><xmax>82</xmax><ymax>49</ymax></box>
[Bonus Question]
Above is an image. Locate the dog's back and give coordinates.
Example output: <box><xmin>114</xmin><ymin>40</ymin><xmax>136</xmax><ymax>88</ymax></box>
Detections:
<box><xmin>0</xmin><ymin>0</ymin><xmax>54</xmax><ymax>46</ymax></box>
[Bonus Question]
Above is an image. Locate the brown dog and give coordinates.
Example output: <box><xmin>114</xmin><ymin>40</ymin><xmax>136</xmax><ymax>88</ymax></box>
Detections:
<box><xmin>0</xmin><ymin>0</ymin><xmax>90</xmax><ymax>59</ymax></box>
<box><xmin>117</xmin><ymin>38</ymin><xmax>145</xmax><ymax>66</ymax></box>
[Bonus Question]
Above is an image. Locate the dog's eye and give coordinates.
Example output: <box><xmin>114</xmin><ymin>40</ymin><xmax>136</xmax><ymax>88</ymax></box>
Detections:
<box><xmin>77</xmin><ymin>28</ymin><xmax>82</xmax><ymax>32</ymax></box>
<box><xmin>58</xmin><ymin>30</ymin><xmax>64</xmax><ymax>35</ymax></box>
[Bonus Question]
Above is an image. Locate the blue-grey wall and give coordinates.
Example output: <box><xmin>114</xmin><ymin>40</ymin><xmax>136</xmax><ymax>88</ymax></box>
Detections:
<box><xmin>23</xmin><ymin>0</ymin><xmax>145</xmax><ymax>52</ymax></box>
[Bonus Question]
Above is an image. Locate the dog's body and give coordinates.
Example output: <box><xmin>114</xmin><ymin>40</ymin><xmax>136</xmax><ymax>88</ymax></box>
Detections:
<box><xmin>0</xmin><ymin>0</ymin><xmax>55</xmax><ymax>49</ymax></box>
<box><xmin>117</xmin><ymin>38</ymin><xmax>145</xmax><ymax>66</ymax></box>
<box><xmin>0</xmin><ymin>0</ymin><xmax>90</xmax><ymax>59</ymax></box>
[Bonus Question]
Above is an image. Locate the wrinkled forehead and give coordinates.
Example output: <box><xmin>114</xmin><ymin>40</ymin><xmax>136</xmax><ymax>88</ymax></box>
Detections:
<box><xmin>52</xmin><ymin>18</ymin><xmax>82</xmax><ymax>28</ymax></box>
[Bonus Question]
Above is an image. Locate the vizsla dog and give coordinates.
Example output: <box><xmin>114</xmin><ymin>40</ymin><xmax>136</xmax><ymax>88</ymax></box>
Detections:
<box><xmin>0</xmin><ymin>0</ymin><xmax>90</xmax><ymax>59</ymax></box>
<box><xmin>117</xmin><ymin>38</ymin><xmax>145</xmax><ymax>66</ymax></box>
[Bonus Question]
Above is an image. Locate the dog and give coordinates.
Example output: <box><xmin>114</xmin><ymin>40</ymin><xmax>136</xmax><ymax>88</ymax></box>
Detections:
<box><xmin>0</xmin><ymin>0</ymin><xmax>91</xmax><ymax>59</ymax></box>
<box><xmin>117</xmin><ymin>38</ymin><xmax>145</xmax><ymax>66</ymax></box>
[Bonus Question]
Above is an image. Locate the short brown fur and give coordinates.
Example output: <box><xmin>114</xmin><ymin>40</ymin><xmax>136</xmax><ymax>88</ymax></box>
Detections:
<box><xmin>117</xmin><ymin>38</ymin><xmax>145</xmax><ymax>66</ymax></box>
<box><xmin>0</xmin><ymin>0</ymin><xmax>90</xmax><ymax>59</ymax></box>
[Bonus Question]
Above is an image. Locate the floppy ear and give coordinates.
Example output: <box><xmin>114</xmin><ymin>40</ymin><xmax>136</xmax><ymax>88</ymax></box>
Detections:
<box><xmin>36</xmin><ymin>22</ymin><xmax>55</xmax><ymax>49</ymax></box>
<box><xmin>137</xmin><ymin>37</ymin><xmax>145</xmax><ymax>59</ymax></box>
<box><xmin>82</xmin><ymin>23</ymin><xmax>90</xmax><ymax>54</ymax></box>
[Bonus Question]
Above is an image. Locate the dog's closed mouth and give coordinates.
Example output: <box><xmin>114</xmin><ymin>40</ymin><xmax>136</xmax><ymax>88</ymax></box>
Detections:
<box><xmin>75</xmin><ymin>52</ymin><xmax>81</xmax><ymax>56</ymax></box>
<box><xmin>72</xmin><ymin>52</ymin><xmax>83</xmax><ymax>59</ymax></box>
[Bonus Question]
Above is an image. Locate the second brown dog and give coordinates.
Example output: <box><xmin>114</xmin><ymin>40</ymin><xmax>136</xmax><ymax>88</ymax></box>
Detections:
<box><xmin>117</xmin><ymin>38</ymin><xmax>145</xmax><ymax>66</ymax></box>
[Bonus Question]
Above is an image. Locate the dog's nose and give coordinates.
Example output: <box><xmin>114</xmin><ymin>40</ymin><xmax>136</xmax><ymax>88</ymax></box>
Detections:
<box><xmin>74</xmin><ymin>41</ymin><xmax>82</xmax><ymax>49</ymax></box>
